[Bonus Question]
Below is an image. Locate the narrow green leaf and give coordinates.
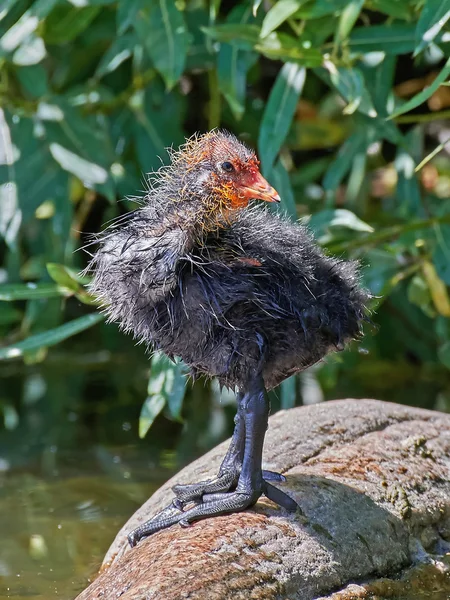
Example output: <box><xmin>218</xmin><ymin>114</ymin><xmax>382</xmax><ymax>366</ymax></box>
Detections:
<box><xmin>348</xmin><ymin>23</ymin><xmax>417</xmax><ymax>54</ymax></box>
<box><xmin>139</xmin><ymin>394</ymin><xmax>166</xmax><ymax>438</ymax></box>
<box><xmin>12</xmin><ymin>34</ymin><xmax>46</xmax><ymax>65</ymax></box>
<box><xmin>0</xmin><ymin>282</ymin><xmax>72</xmax><ymax>301</ymax></box>
<box><xmin>204</xmin><ymin>25</ymin><xmax>322</xmax><ymax>65</ymax></box>
<box><xmin>295</xmin><ymin>0</ymin><xmax>350</xmax><ymax>18</ymax></box>
<box><xmin>433</xmin><ymin>224</ymin><xmax>450</xmax><ymax>285</ymax></box>
<box><xmin>255</xmin><ymin>31</ymin><xmax>322</xmax><ymax>65</ymax></box>
<box><xmin>389</xmin><ymin>57</ymin><xmax>450</xmax><ymax>118</ymax></box>
<box><xmin>95</xmin><ymin>33</ymin><xmax>136</xmax><ymax>78</ymax></box>
<box><xmin>1</xmin><ymin>0</ymin><xmax>59</xmax><ymax>52</ymax></box>
<box><xmin>395</xmin><ymin>128</ymin><xmax>422</xmax><ymax>217</ymax></box>
<box><xmin>258</xmin><ymin>62</ymin><xmax>306</xmax><ymax>172</ymax></box>
<box><xmin>414</xmin><ymin>0</ymin><xmax>450</xmax><ymax>56</ymax></box>
<box><xmin>46</xmin><ymin>263</ymin><xmax>81</xmax><ymax>292</ymax></box>
<box><xmin>43</xmin><ymin>6</ymin><xmax>101</xmax><ymax>45</ymax></box>
<box><xmin>438</xmin><ymin>341</ymin><xmax>450</xmax><ymax>369</ymax></box>
<box><xmin>49</xmin><ymin>143</ymin><xmax>108</xmax><ymax>185</ymax></box>
<box><xmin>202</xmin><ymin>23</ymin><xmax>260</xmax><ymax>46</ymax></box>
<box><xmin>307</xmin><ymin>209</ymin><xmax>373</xmax><ymax>242</ymax></box>
<box><xmin>0</xmin><ymin>305</ymin><xmax>22</xmax><ymax>325</ymax></box>
<box><xmin>322</xmin><ymin>131</ymin><xmax>368</xmax><ymax>192</ymax></box>
<box><xmin>367</xmin><ymin>0</ymin><xmax>411</xmax><ymax>20</ymax></box>
<box><xmin>139</xmin><ymin>352</ymin><xmax>187</xmax><ymax>437</ymax></box>
<box><xmin>117</xmin><ymin>0</ymin><xmax>141</xmax><ymax>34</ymax></box>
<box><xmin>134</xmin><ymin>0</ymin><xmax>189</xmax><ymax>89</ymax></box>
<box><xmin>361</xmin><ymin>53</ymin><xmax>396</xmax><ymax>116</ymax></box>
<box><xmin>253</xmin><ymin>0</ymin><xmax>263</xmax><ymax>16</ymax></box>
<box><xmin>335</xmin><ymin>0</ymin><xmax>364</xmax><ymax>44</ymax></box>
<box><xmin>260</xmin><ymin>0</ymin><xmax>305</xmax><ymax>38</ymax></box>
<box><xmin>267</xmin><ymin>160</ymin><xmax>297</xmax><ymax>221</ymax></box>
<box><xmin>0</xmin><ymin>313</ymin><xmax>104</xmax><ymax>360</ymax></box>
<box><xmin>217</xmin><ymin>5</ymin><xmax>257</xmax><ymax>120</ymax></box>
<box><xmin>318</xmin><ymin>64</ymin><xmax>377</xmax><ymax>117</ymax></box>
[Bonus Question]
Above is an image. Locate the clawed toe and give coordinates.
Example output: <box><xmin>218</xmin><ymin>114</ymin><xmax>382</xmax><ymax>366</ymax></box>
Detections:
<box><xmin>127</xmin><ymin>480</ymin><xmax>299</xmax><ymax>547</ymax></box>
<box><xmin>262</xmin><ymin>469</ymin><xmax>286</xmax><ymax>483</ymax></box>
<box><xmin>172</xmin><ymin>468</ymin><xmax>240</xmax><ymax>504</ymax></box>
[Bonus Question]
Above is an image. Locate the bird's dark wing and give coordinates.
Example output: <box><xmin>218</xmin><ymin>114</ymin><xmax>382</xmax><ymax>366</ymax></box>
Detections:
<box><xmin>87</xmin><ymin>211</ymin><xmax>191</xmax><ymax>340</ymax></box>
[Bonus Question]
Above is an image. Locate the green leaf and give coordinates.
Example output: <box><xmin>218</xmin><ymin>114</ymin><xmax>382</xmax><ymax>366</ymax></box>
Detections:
<box><xmin>43</xmin><ymin>6</ymin><xmax>102</xmax><ymax>45</ymax></box>
<box><xmin>46</xmin><ymin>263</ymin><xmax>81</xmax><ymax>292</ymax></box>
<box><xmin>438</xmin><ymin>341</ymin><xmax>450</xmax><ymax>369</ymax></box>
<box><xmin>134</xmin><ymin>0</ymin><xmax>189</xmax><ymax>89</ymax></box>
<box><xmin>433</xmin><ymin>224</ymin><xmax>450</xmax><ymax>285</ymax></box>
<box><xmin>255</xmin><ymin>31</ymin><xmax>323</xmax><ymax>65</ymax></box>
<box><xmin>15</xmin><ymin>64</ymin><xmax>49</xmax><ymax>97</ymax></box>
<box><xmin>139</xmin><ymin>352</ymin><xmax>187</xmax><ymax>437</ymax></box>
<box><xmin>360</xmin><ymin>53</ymin><xmax>396</xmax><ymax>116</ymax></box>
<box><xmin>12</xmin><ymin>34</ymin><xmax>46</xmax><ymax>65</ymax></box>
<box><xmin>139</xmin><ymin>393</ymin><xmax>166</xmax><ymax>438</ymax></box>
<box><xmin>267</xmin><ymin>160</ymin><xmax>297</xmax><ymax>221</ymax></box>
<box><xmin>0</xmin><ymin>304</ymin><xmax>22</xmax><ymax>325</ymax></box>
<box><xmin>348</xmin><ymin>23</ymin><xmax>417</xmax><ymax>54</ymax></box>
<box><xmin>203</xmin><ymin>24</ymin><xmax>260</xmax><ymax>47</ymax></box>
<box><xmin>0</xmin><ymin>313</ymin><xmax>104</xmax><ymax>360</ymax></box>
<box><xmin>204</xmin><ymin>25</ymin><xmax>322</xmax><ymax>65</ymax></box>
<box><xmin>260</xmin><ymin>0</ymin><xmax>305</xmax><ymax>38</ymax></box>
<box><xmin>132</xmin><ymin>85</ymin><xmax>185</xmax><ymax>174</ymax></box>
<box><xmin>307</xmin><ymin>209</ymin><xmax>373</xmax><ymax>242</ymax></box>
<box><xmin>295</xmin><ymin>0</ymin><xmax>350</xmax><ymax>18</ymax></box>
<box><xmin>0</xmin><ymin>0</ymin><xmax>59</xmax><ymax>52</ymax></box>
<box><xmin>95</xmin><ymin>33</ymin><xmax>136</xmax><ymax>78</ymax></box>
<box><xmin>322</xmin><ymin>131</ymin><xmax>368</xmax><ymax>192</ymax></box>
<box><xmin>217</xmin><ymin>5</ymin><xmax>257</xmax><ymax>120</ymax></box>
<box><xmin>258</xmin><ymin>62</ymin><xmax>306</xmax><ymax>172</ymax></box>
<box><xmin>414</xmin><ymin>0</ymin><xmax>450</xmax><ymax>56</ymax></box>
<box><xmin>335</xmin><ymin>0</ymin><xmax>365</xmax><ymax>44</ymax></box>
<box><xmin>318</xmin><ymin>64</ymin><xmax>377</xmax><ymax>117</ymax></box>
<box><xmin>49</xmin><ymin>143</ymin><xmax>108</xmax><ymax>185</ymax></box>
<box><xmin>0</xmin><ymin>282</ymin><xmax>72</xmax><ymax>301</ymax></box>
<box><xmin>117</xmin><ymin>0</ymin><xmax>142</xmax><ymax>35</ymax></box>
<box><xmin>367</xmin><ymin>0</ymin><xmax>412</xmax><ymax>20</ymax></box>
<box><xmin>389</xmin><ymin>57</ymin><xmax>450</xmax><ymax>118</ymax></box>
<box><xmin>395</xmin><ymin>128</ymin><xmax>422</xmax><ymax>217</ymax></box>
<box><xmin>408</xmin><ymin>274</ymin><xmax>434</xmax><ymax>317</ymax></box>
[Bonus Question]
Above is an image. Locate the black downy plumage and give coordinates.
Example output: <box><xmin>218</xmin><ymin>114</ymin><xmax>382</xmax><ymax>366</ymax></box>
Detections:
<box><xmin>88</xmin><ymin>130</ymin><xmax>369</xmax><ymax>544</ymax></box>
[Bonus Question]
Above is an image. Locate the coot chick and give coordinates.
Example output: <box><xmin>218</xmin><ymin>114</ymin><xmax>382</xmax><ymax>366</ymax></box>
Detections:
<box><xmin>88</xmin><ymin>130</ymin><xmax>368</xmax><ymax>546</ymax></box>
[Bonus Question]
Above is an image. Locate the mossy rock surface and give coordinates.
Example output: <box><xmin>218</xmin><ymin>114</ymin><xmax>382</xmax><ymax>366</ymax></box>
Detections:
<box><xmin>76</xmin><ymin>399</ymin><xmax>450</xmax><ymax>600</ymax></box>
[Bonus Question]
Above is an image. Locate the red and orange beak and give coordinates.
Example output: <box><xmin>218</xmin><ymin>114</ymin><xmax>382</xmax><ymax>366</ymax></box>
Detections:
<box><xmin>239</xmin><ymin>170</ymin><xmax>280</xmax><ymax>204</ymax></box>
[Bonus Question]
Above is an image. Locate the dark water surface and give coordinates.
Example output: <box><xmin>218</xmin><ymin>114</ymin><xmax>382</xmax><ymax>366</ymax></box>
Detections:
<box><xmin>0</xmin><ymin>447</ymin><xmax>173</xmax><ymax>599</ymax></box>
<box><xmin>0</xmin><ymin>356</ymin><xmax>225</xmax><ymax>599</ymax></box>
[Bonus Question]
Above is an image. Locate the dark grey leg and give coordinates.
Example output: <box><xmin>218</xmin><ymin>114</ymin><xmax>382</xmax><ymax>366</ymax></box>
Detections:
<box><xmin>171</xmin><ymin>392</ymin><xmax>245</xmax><ymax>507</ymax></box>
<box><xmin>127</xmin><ymin>377</ymin><xmax>298</xmax><ymax>547</ymax></box>
<box><xmin>172</xmin><ymin>392</ymin><xmax>285</xmax><ymax>508</ymax></box>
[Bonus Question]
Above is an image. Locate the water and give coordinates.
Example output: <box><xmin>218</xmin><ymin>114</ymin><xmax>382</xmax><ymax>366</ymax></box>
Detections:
<box><xmin>0</xmin><ymin>447</ymin><xmax>173</xmax><ymax>599</ymax></box>
<box><xmin>0</xmin><ymin>356</ymin><xmax>225</xmax><ymax>599</ymax></box>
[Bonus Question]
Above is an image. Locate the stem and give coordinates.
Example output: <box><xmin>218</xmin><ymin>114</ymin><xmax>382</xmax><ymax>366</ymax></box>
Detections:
<box><xmin>208</xmin><ymin>68</ymin><xmax>221</xmax><ymax>130</ymax></box>
<box><xmin>394</xmin><ymin>109</ymin><xmax>450</xmax><ymax>124</ymax></box>
<box><xmin>327</xmin><ymin>213</ymin><xmax>450</xmax><ymax>254</ymax></box>
<box><xmin>415</xmin><ymin>134</ymin><xmax>450</xmax><ymax>172</ymax></box>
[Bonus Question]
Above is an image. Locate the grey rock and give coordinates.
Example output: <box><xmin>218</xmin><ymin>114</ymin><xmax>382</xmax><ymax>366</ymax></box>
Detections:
<box><xmin>75</xmin><ymin>399</ymin><xmax>450</xmax><ymax>600</ymax></box>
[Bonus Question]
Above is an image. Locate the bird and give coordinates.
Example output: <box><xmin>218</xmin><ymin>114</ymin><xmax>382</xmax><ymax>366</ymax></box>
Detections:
<box><xmin>87</xmin><ymin>130</ymin><xmax>369</xmax><ymax>546</ymax></box>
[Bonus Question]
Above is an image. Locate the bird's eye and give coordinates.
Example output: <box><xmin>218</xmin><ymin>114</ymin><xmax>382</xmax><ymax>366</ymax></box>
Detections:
<box><xmin>221</xmin><ymin>161</ymin><xmax>235</xmax><ymax>173</ymax></box>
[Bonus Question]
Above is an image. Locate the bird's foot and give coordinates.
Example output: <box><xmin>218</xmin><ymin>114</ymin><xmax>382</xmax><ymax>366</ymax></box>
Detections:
<box><xmin>172</xmin><ymin>468</ymin><xmax>285</xmax><ymax>508</ymax></box>
<box><xmin>127</xmin><ymin>477</ymin><xmax>298</xmax><ymax>547</ymax></box>
<box><xmin>128</xmin><ymin>488</ymin><xmax>260</xmax><ymax>547</ymax></box>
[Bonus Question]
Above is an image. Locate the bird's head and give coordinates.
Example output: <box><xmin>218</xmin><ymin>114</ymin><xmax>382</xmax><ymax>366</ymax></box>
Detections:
<box><xmin>165</xmin><ymin>131</ymin><xmax>280</xmax><ymax>226</ymax></box>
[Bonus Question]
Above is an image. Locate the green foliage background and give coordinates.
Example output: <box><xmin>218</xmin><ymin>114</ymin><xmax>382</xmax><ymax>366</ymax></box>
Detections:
<box><xmin>1</xmin><ymin>0</ymin><xmax>450</xmax><ymax>460</ymax></box>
